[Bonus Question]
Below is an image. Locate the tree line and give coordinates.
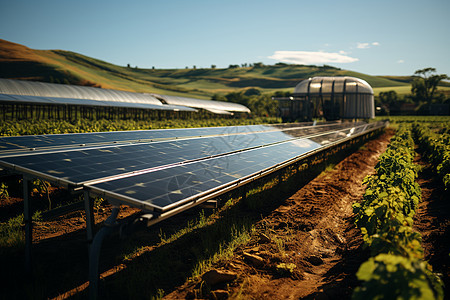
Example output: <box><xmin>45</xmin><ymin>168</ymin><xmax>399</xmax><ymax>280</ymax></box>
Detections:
<box><xmin>376</xmin><ymin>68</ymin><xmax>449</xmax><ymax>115</ymax></box>
<box><xmin>211</xmin><ymin>89</ymin><xmax>290</xmax><ymax>117</ymax></box>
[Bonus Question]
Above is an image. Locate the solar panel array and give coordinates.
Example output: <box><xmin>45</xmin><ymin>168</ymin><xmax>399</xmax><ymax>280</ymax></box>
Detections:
<box><xmin>0</xmin><ymin>122</ymin><xmax>384</xmax><ymax>213</ymax></box>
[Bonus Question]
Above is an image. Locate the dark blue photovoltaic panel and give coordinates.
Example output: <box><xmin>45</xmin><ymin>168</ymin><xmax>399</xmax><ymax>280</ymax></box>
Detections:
<box><xmin>0</xmin><ymin>123</ymin><xmax>372</xmax><ymax>187</ymax></box>
<box><xmin>0</xmin><ymin>124</ymin><xmax>275</xmax><ymax>156</ymax></box>
<box><xmin>0</xmin><ymin>130</ymin><xmax>297</xmax><ymax>184</ymax></box>
<box><xmin>0</xmin><ymin>121</ymin><xmax>385</xmax><ymax>214</ymax></box>
<box><xmin>89</xmin><ymin>138</ymin><xmax>323</xmax><ymax>210</ymax></box>
<box><xmin>86</xmin><ymin>123</ymin><xmax>379</xmax><ymax>211</ymax></box>
<box><xmin>0</xmin><ymin>122</ymin><xmax>360</xmax><ymax>157</ymax></box>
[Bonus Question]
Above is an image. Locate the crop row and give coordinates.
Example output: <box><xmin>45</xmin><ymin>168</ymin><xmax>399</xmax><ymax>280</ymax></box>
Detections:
<box><xmin>0</xmin><ymin>117</ymin><xmax>280</xmax><ymax>136</ymax></box>
<box><xmin>352</xmin><ymin>125</ymin><xmax>444</xmax><ymax>299</ymax></box>
<box><xmin>413</xmin><ymin>123</ymin><xmax>450</xmax><ymax>189</ymax></box>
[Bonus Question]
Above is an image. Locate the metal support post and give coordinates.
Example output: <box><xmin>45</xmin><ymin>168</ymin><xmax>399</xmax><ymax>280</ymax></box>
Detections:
<box><xmin>23</xmin><ymin>176</ymin><xmax>32</xmax><ymax>276</ymax></box>
<box><xmin>84</xmin><ymin>190</ymin><xmax>95</xmax><ymax>245</ymax></box>
<box><xmin>89</xmin><ymin>205</ymin><xmax>120</xmax><ymax>300</ymax></box>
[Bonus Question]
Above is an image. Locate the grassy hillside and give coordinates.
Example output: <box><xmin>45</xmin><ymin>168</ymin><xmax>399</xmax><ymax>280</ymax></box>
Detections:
<box><xmin>0</xmin><ymin>39</ymin><xmax>413</xmax><ymax>98</ymax></box>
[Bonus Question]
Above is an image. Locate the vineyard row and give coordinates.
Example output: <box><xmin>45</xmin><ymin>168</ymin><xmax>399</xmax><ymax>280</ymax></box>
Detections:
<box><xmin>352</xmin><ymin>125</ymin><xmax>444</xmax><ymax>299</ymax></box>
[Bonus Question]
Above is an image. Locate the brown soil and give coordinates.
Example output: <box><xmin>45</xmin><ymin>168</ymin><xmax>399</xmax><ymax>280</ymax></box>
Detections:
<box><xmin>413</xmin><ymin>152</ymin><xmax>450</xmax><ymax>297</ymax></box>
<box><xmin>166</xmin><ymin>130</ymin><xmax>395</xmax><ymax>299</ymax></box>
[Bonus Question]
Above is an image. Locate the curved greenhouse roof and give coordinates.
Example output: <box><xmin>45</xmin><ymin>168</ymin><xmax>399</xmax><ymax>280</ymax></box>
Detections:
<box><xmin>0</xmin><ymin>78</ymin><xmax>164</xmax><ymax>104</ymax></box>
<box><xmin>0</xmin><ymin>79</ymin><xmax>195</xmax><ymax>112</ymax></box>
<box><xmin>152</xmin><ymin>94</ymin><xmax>251</xmax><ymax>114</ymax></box>
<box><xmin>0</xmin><ymin>79</ymin><xmax>252</xmax><ymax>114</ymax></box>
<box><xmin>294</xmin><ymin>76</ymin><xmax>374</xmax><ymax>95</ymax></box>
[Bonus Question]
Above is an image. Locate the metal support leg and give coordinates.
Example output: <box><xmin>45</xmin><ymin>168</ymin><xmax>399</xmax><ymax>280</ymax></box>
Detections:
<box><xmin>89</xmin><ymin>206</ymin><xmax>120</xmax><ymax>300</ymax></box>
<box><xmin>23</xmin><ymin>176</ymin><xmax>32</xmax><ymax>276</ymax></box>
<box><xmin>84</xmin><ymin>190</ymin><xmax>95</xmax><ymax>246</ymax></box>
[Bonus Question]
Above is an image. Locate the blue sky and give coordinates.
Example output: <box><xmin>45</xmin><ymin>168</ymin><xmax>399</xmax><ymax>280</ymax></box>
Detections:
<box><xmin>1</xmin><ymin>0</ymin><xmax>449</xmax><ymax>76</ymax></box>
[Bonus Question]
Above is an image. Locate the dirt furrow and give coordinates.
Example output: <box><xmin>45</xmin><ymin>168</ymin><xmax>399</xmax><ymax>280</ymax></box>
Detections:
<box><xmin>167</xmin><ymin>130</ymin><xmax>394</xmax><ymax>299</ymax></box>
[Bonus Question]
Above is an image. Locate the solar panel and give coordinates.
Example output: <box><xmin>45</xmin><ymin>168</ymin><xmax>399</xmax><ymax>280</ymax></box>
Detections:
<box><xmin>0</xmin><ymin>122</ymin><xmax>355</xmax><ymax>157</ymax></box>
<box><xmin>0</xmin><ymin>122</ymin><xmax>379</xmax><ymax>211</ymax></box>
<box><xmin>0</xmin><ymin>124</ymin><xmax>274</xmax><ymax>156</ymax></box>
<box><xmin>86</xmin><ymin>123</ymin><xmax>378</xmax><ymax>211</ymax></box>
<box><xmin>87</xmin><ymin>134</ymin><xmax>329</xmax><ymax>211</ymax></box>
<box><xmin>0</xmin><ymin>124</ymin><xmax>355</xmax><ymax>185</ymax></box>
<box><xmin>0</xmin><ymin>121</ymin><xmax>384</xmax><ymax>215</ymax></box>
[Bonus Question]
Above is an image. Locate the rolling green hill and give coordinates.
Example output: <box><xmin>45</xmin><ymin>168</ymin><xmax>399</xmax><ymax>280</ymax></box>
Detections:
<box><xmin>0</xmin><ymin>39</ymin><xmax>413</xmax><ymax>98</ymax></box>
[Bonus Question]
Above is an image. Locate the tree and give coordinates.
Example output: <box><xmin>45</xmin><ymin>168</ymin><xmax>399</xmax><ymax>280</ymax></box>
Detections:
<box><xmin>244</xmin><ymin>88</ymin><xmax>261</xmax><ymax>96</ymax></box>
<box><xmin>378</xmin><ymin>90</ymin><xmax>399</xmax><ymax>107</ymax></box>
<box><xmin>211</xmin><ymin>93</ymin><xmax>227</xmax><ymax>101</ymax></box>
<box><xmin>211</xmin><ymin>65</ymin><xmax>216</xmax><ymax>69</ymax></box>
<box><xmin>411</xmin><ymin>68</ymin><xmax>448</xmax><ymax>103</ymax></box>
<box><xmin>273</xmin><ymin>91</ymin><xmax>292</xmax><ymax>98</ymax></box>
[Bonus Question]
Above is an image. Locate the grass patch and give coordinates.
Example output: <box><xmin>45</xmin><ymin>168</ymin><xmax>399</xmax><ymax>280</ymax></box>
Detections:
<box><xmin>0</xmin><ymin>211</ymin><xmax>42</xmax><ymax>254</ymax></box>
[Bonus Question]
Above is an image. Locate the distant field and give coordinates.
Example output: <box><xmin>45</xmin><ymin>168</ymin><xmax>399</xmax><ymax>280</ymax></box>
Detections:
<box><xmin>1</xmin><ymin>39</ymin><xmax>417</xmax><ymax>99</ymax></box>
<box><xmin>373</xmin><ymin>85</ymin><xmax>413</xmax><ymax>95</ymax></box>
<box><xmin>373</xmin><ymin>85</ymin><xmax>450</xmax><ymax>96</ymax></box>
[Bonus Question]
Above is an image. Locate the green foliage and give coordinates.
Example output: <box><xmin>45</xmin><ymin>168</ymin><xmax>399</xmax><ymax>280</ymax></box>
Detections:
<box><xmin>0</xmin><ymin>117</ymin><xmax>281</xmax><ymax>137</ymax></box>
<box><xmin>0</xmin><ymin>182</ymin><xmax>9</xmax><ymax>199</ymax></box>
<box><xmin>354</xmin><ymin>126</ymin><xmax>421</xmax><ymax>251</ymax></box>
<box><xmin>411</xmin><ymin>68</ymin><xmax>449</xmax><ymax>104</ymax></box>
<box><xmin>222</xmin><ymin>91</ymin><xmax>279</xmax><ymax>117</ymax></box>
<box><xmin>0</xmin><ymin>214</ymin><xmax>24</xmax><ymax>249</ymax></box>
<box><xmin>0</xmin><ymin>211</ymin><xmax>42</xmax><ymax>250</ymax></box>
<box><xmin>375</xmin><ymin>116</ymin><xmax>450</xmax><ymax>124</ymax></box>
<box><xmin>276</xmin><ymin>263</ymin><xmax>297</xmax><ymax>276</ymax></box>
<box><xmin>93</xmin><ymin>197</ymin><xmax>105</xmax><ymax>213</ymax></box>
<box><xmin>33</xmin><ymin>179</ymin><xmax>52</xmax><ymax>210</ymax></box>
<box><xmin>353</xmin><ymin>125</ymin><xmax>444</xmax><ymax>299</ymax></box>
<box><xmin>353</xmin><ymin>254</ymin><xmax>444</xmax><ymax>300</ymax></box>
<box><xmin>413</xmin><ymin>123</ymin><xmax>450</xmax><ymax>189</ymax></box>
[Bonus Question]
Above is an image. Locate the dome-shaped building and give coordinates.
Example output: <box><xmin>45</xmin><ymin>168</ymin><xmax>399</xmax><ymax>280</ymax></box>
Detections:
<box><xmin>277</xmin><ymin>76</ymin><xmax>375</xmax><ymax>121</ymax></box>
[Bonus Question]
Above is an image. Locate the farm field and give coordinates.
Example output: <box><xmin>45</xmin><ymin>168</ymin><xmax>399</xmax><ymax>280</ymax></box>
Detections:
<box><xmin>373</xmin><ymin>85</ymin><xmax>450</xmax><ymax>96</ymax></box>
<box><xmin>0</xmin><ymin>116</ymin><xmax>449</xmax><ymax>299</ymax></box>
<box><xmin>1</xmin><ymin>39</ymin><xmax>423</xmax><ymax>98</ymax></box>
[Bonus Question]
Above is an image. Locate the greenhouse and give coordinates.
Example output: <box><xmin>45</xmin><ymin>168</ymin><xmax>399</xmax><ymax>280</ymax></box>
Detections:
<box><xmin>152</xmin><ymin>94</ymin><xmax>251</xmax><ymax>115</ymax></box>
<box><xmin>0</xmin><ymin>79</ymin><xmax>251</xmax><ymax>120</ymax></box>
<box><xmin>277</xmin><ymin>76</ymin><xmax>375</xmax><ymax>121</ymax></box>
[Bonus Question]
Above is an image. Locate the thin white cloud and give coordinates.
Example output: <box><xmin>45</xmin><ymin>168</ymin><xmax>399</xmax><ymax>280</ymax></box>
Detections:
<box><xmin>397</xmin><ymin>59</ymin><xmax>405</xmax><ymax>63</ymax></box>
<box><xmin>268</xmin><ymin>51</ymin><xmax>358</xmax><ymax>65</ymax></box>
<box><xmin>357</xmin><ymin>42</ymin><xmax>380</xmax><ymax>49</ymax></box>
<box><xmin>357</xmin><ymin>42</ymin><xmax>370</xmax><ymax>49</ymax></box>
